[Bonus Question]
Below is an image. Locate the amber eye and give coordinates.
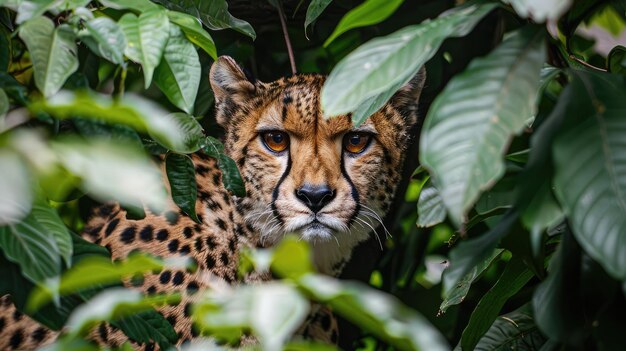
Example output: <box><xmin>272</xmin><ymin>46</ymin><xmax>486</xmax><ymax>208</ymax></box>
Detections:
<box><xmin>343</xmin><ymin>132</ymin><xmax>372</xmax><ymax>154</ymax></box>
<box><xmin>261</xmin><ymin>131</ymin><xmax>289</xmax><ymax>153</ymax></box>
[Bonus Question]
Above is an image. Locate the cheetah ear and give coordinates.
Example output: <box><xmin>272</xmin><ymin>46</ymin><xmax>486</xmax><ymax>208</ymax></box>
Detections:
<box><xmin>390</xmin><ymin>67</ymin><xmax>427</xmax><ymax>126</ymax></box>
<box><xmin>210</xmin><ymin>56</ymin><xmax>256</xmax><ymax>126</ymax></box>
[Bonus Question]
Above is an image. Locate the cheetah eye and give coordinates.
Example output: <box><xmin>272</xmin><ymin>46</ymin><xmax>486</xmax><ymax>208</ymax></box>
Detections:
<box><xmin>343</xmin><ymin>132</ymin><xmax>372</xmax><ymax>154</ymax></box>
<box><xmin>261</xmin><ymin>131</ymin><xmax>289</xmax><ymax>153</ymax></box>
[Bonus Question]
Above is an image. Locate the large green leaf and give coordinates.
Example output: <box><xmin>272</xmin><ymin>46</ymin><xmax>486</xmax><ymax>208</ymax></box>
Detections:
<box><xmin>420</xmin><ymin>27</ymin><xmax>545</xmax><ymax>225</ymax></box>
<box><xmin>165</xmin><ymin>153</ymin><xmax>199</xmax><ymax>222</ymax></box>
<box><xmin>112</xmin><ymin>310</ymin><xmax>178</xmax><ymax>351</ymax></box>
<box><xmin>552</xmin><ymin>70</ymin><xmax>626</xmax><ymax>280</ymax></box>
<box><xmin>99</xmin><ymin>0</ymin><xmax>158</xmax><ymax>12</ymax></box>
<box><xmin>439</xmin><ymin>249</ymin><xmax>503</xmax><ymax>314</ymax></box>
<box><xmin>79</xmin><ymin>17</ymin><xmax>127</xmax><ymax>65</ymax></box>
<box><xmin>118</xmin><ymin>9</ymin><xmax>170</xmax><ymax>88</ymax></box>
<box><xmin>167</xmin><ymin>10</ymin><xmax>217</xmax><ymax>60</ymax></box>
<box><xmin>0</xmin><ymin>150</ymin><xmax>32</xmax><ymax>225</ymax></box>
<box><xmin>201</xmin><ymin>136</ymin><xmax>245</xmax><ymax>197</ymax></box>
<box><xmin>31</xmin><ymin>199</ymin><xmax>72</xmax><ymax>267</ymax></box>
<box><xmin>503</xmin><ymin>0</ymin><xmax>573</xmax><ymax>22</ymax></box>
<box><xmin>472</xmin><ymin>304</ymin><xmax>547</xmax><ymax>351</ymax></box>
<box><xmin>18</xmin><ymin>17</ymin><xmax>78</xmax><ymax>97</ymax></box>
<box><xmin>416</xmin><ymin>179</ymin><xmax>446</xmax><ymax>228</ymax></box>
<box><xmin>0</xmin><ymin>210</ymin><xmax>61</xmax><ymax>285</ymax></box>
<box><xmin>321</xmin><ymin>1</ymin><xmax>497</xmax><ymax>117</ymax></box>
<box><xmin>323</xmin><ymin>0</ymin><xmax>404</xmax><ymax>47</ymax></box>
<box><xmin>158</xmin><ymin>112</ymin><xmax>204</xmax><ymax>153</ymax></box>
<box><xmin>154</xmin><ymin>25</ymin><xmax>201</xmax><ymax>114</ymax></box>
<box><xmin>194</xmin><ymin>282</ymin><xmax>309</xmax><ymax>351</ymax></box>
<box><xmin>304</xmin><ymin>0</ymin><xmax>333</xmax><ymax>35</ymax></box>
<box><xmin>461</xmin><ymin>257</ymin><xmax>534</xmax><ymax>350</ymax></box>
<box><xmin>608</xmin><ymin>45</ymin><xmax>626</xmax><ymax>75</ymax></box>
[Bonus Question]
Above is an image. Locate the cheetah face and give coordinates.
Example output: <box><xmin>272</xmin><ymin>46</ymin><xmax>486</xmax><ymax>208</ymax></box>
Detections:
<box><xmin>210</xmin><ymin>57</ymin><xmax>425</xmax><ymax>272</ymax></box>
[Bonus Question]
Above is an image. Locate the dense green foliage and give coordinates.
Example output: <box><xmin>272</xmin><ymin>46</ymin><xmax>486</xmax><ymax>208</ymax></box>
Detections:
<box><xmin>1</xmin><ymin>0</ymin><xmax>626</xmax><ymax>350</ymax></box>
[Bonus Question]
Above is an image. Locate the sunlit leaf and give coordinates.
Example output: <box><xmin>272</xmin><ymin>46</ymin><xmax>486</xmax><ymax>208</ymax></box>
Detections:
<box><xmin>0</xmin><ymin>150</ymin><xmax>32</xmax><ymax>225</ymax></box>
<box><xmin>79</xmin><ymin>17</ymin><xmax>127</xmax><ymax>65</ymax></box>
<box><xmin>271</xmin><ymin>236</ymin><xmax>315</xmax><ymax>279</ymax></box>
<box><xmin>118</xmin><ymin>9</ymin><xmax>170</xmax><ymax>88</ymax></box>
<box><xmin>420</xmin><ymin>27</ymin><xmax>545</xmax><ymax>225</ymax></box>
<box><xmin>154</xmin><ymin>24</ymin><xmax>201</xmax><ymax>114</ymax></box>
<box><xmin>503</xmin><ymin>0</ymin><xmax>573</xmax><ymax>22</ymax></box>
<box><xmin>321</xmin><ymin>1</ymin><xmax>497</xmax><ymax>117</ymax></box>
<box><xmin>552</xmin><ymin>70</ymin><xmax>626</xmax><ymax>280</ymax></box>
<box><xmin>18</xmin><ymin>17</ymin><xmax>78</xmax><ymax>97</ymax></box>
<box><xmin>439</xmin><ymin>249</ymin><xmax>503</xmax><ymax>313</ymax></box>
<box><xmin>167</xmin><ymin>10</ymin><xmax>217</xmax><ymax>60</ymax></box>
<box><xmin>166</xmin><ymin>153</ymin><xmax>199</xmax><ymax>222</ymax></box>
<box><xmin>99</xmin><ymin>0</ymin><xmax>158</xmax><ymax>12</ymax></box>
<box><xmin>323</xmin><ymin>0</ymin><xmax>403</xmax><ymax>47</ymax></box>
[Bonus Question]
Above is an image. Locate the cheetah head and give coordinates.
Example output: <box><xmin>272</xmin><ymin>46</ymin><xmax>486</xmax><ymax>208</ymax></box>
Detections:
<box><xmin>210</xmin><ymin>56</ymin><xmax>425</xmax><ymax>274</ymax></box>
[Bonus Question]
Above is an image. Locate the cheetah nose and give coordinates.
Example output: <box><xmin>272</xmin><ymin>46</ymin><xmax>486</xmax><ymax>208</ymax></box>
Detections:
<box><xmin>295</xmin><ymin>184</ymin><xmax>336</xmax><ymax>213</ymax></box>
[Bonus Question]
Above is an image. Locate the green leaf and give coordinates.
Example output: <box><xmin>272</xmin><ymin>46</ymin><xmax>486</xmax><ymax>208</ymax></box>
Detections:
<box><xmin>298</xmin><ymin>274</ymin><xmax>449</xmax><ymax>351</ymax></box>
<box><xmin>0</xmin><ymin>88</ymin><xmax>8</xmax><ymax>119</ymax></box>
<box><xmin>194</xmin><ymin>0</ymin><xmax>256</xmax><ymax>40</ymax></box>
<box><xmin>154</xmin><ymin>24</ymin><xmax>201</xmax><ymax>114</ymax></box>
<box><xmin>49</xmin><ymin>138</ymin><xmax>168</xmax><ymax>213</ymax></box>
<box><xmin>194</xmin><ymin>283</ymin><xmax>309</xmax><ymax>351</ymax></box>
<box><xmin>271</xmin><ymin>236</ymin><xmax>315</xmax><ymax>279</ymax></box>
<box><xmin>552</xmin><ymin>70</ymin><xmax>626</xmax><ymax>280</ymax></box>
<box><xmin>304</xmin><ymin>0</ymin><xmax>333</xmax><ymax>36</ymax></box>
<box><xmin>461</xmin><ymin>256</ymin><xmax>534</xmax><ymax>351</ymax></box>
<box><xmin>79</xmin><ymin>17</ymin><xmax>127</xmax><ymax>65</ymax></box>
<box><xmin>420</xmin><ymin>27</ymin><xmax>545</xmax><ymax>225</ymax></box>
<box><xmin>472</xmin><ymin>304</ymin><xmax>547</xmax><ymax>351</ymax></box>
<box><xmin>503</xmin><ymin>0</ymin><xmax>573</xmax><ymax>22</ymax></box>
<box><xmin>521</xmin><ymin>182</ymin><xmax>563</xmax><ymax>257</ymax></box>
<box><xmin>165</xmin><ymin>153</ymin><xmax>199</xmax><ymax>222</ymax></box>
<box><xmin>0</xmin><ymin>72</ymin><xmax>29</xmax><ymax>105</ymax></box>
<box><xmin>18</xmin><ymin>17</ymin><xmax>79</xmax><ymax>97</ymax></box>
<box><xmin>0</xmin><ymin>210</ymin><xmax>61</xmax><ymax>285</ymax></box>
<box><xmin>439</xmin><ymin>249</ymin><xmax>503</xmax><ymax>313</ymax></box>
<box><xmin>31</xmin><ymin>199</ymin><xmax>72</xmax><ymax>267</ymax></box>
<box><xmin>167</xmin><ymin>10</ymin><xmax>217</xmax><ymax>60</ymax></box>
<box><xmin>159</xmin><ymin>112</ymin><xmax>204</xmax><ymax>153</ymax></box>
<box><xmin>118</xmin><ymin>9</ymin><xmax>170</xmax><ymax>88</ymax></box>
<box><xmin>321</xmin><ymin>1</ymin><xmax>497</xmax><ymax>117</ymax></box>
<box><xmin>324</xmin><ymin>0</ymin><xmax>403</xmax><ymax>47</ymax></box>
<box><xmin>201</xmin><ymin>136</ymin><xmax>245</xmax><ymax>197</ymax></box>
<box><xmin>99</xmin><ymin>0</ymin><xmax>159</xmax><ymax>12</ymax></box>
<box><xmin>112</xmin><ymin>310</ymin><xmax>178</xmax><ymax>351</ymax></box>
<box><xmin>608</xmin><ymin>45</ymin><xmax>626</xmax><ymax>75</ymax></box>
<box><xmin>442</xmin><ymin>210</ymin><xmax>518</xmax><ymax>296</ymax></box>
<box><xmin>0</xmin><ymin>150</ymin><xmax>32</xmax><ymax>225</ymax></box>
<box><xmin>417</xmin><ymin>179</ymin><xmax>446</xmax><ymax>228</ymax></box>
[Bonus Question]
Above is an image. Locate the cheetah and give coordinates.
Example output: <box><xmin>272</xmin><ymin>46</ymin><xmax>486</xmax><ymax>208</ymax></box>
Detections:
<box><xmin>0</xmin><ymin>56</ymin><xmax>426</xmax><ymax>349</ymax></box>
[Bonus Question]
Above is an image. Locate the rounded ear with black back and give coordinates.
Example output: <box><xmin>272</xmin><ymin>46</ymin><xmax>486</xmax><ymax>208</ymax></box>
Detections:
<box><xmin>209</xmin><ymin>56</ymin><xmax>256</xmax><ymax>128</ymax></box>
<box><xmin>390</xmin><ymin>67</ymin><xmax>427</xmax><ymax>127</ymax></box>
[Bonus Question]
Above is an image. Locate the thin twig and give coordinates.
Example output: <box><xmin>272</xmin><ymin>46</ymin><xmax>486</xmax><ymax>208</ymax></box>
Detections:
<box><xmin>276</xmin><ymin>2</ymin><xmax>297</xmax><ymax>75</ymax></box>
<box><xmin>568</xmin><ymin>54</ymin><xmax>607</xmax><ymax>72</ymax></box>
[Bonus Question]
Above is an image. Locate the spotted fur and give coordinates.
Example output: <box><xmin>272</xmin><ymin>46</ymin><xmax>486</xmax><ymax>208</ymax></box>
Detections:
<box><xmin>0</xmin><ymin>56</ymin><xmax>425</xmax><ymax>350</ymax></box>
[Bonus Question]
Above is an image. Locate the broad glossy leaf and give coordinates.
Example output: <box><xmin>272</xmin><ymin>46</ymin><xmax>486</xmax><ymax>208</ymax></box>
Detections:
<box><xmin>503</xmin><ymin>0</ymin><xmax>573</xmax><ymax>22</ymax></box>
<box><xmin>166</xmin><ymin>153</ymin><xmax>199</xmax><ymax>222</ymax></box>
<box><xmin>0</xmin><ymin>72</ymin><xmax>29</xmax><ymax>105</ymax></box>
<box><xmin>473</xmin><ymin>304</ymin><xmax>546</xmax><ymax>351</ymax></box>
<box><xmin>0</xmin><ymin>210</ymin><xmax>61</xmax><ymax>284</ymax></box>
<box><xmin>167</xmin><ymin>10</ymin><xmax>217</xmax><ymax>60</ymax></box>
<box><xmin>19</xmin><ymin>17</ymin><xmax>78</xmax><ymax>97</ymax></box>
<box><xmin>31</xmin><ymin>91</ymin><xmax>191</xmax><ymax>153</ymax></box>
<box><xmin>442</xmin><ymin>210</ymin><xmax>518</xmax><ymax>296</ymax></box>
<box><xmin>99</xmin><ymin>0</ymin><xmax>158</xmax><ymax>12</ymax></box>
<box><xmin>461</xmin><ymin>257</ymin><xmax>534</xmax><ymax>350</ymax></box>
<box><xmin>31</xmin><ymin>199</ymin><xmax>72</xmax><ymax>267</ymax></box>
<box><xmin>321</xmin><ymin>2</ymin><xmax>497</xmax><ymax>117</ymax></box>
<box><xmin>112</xmin><ymin>310</ymin><xmax>178</xmax><ymax>351</ymax></box>
<box><xmin>305</xmin><ymin>0</ymin><xmax>332</xmax><ymax>35</ymax></box>
<box><xmin>80</xmin><ymin>17</ymin><xmax>127</xmax><ymax>65</ymax></box>
<box><xmin>194</xmin><ymin>0</ymin><xmax>255</xmax><ymax>39</ymax></box>
<box><xmin>0</xmin><ymin>150</ymin><xmax>32</xmax><ymax>225</ymax></box>
<box><xmin>50</xmin><ymin>138</ymin><xmax>167</xmax><ymax>213</ymax></box>
<box><xmin>552</xmin><ymin>71</ymin><xmax>626</xmax><ymax>280</ymax></box>
<box><xmin>118</xmin><ymin>9</ymin><xmax>170</xmax><ymax>88</ymax></box>
<box><xmin>439</xmin><ymin>249</ymin><xmax>503</xmax><ymax>313</ymax></box>
<box><xmin>154</xmin><ymin>25</ymin><xmax>201</xmax><ymax>114</ymax></box>
<box><xmin>298</xmin><ymin>274</ymin><xmax>449</xmax><ymax>351</ymax></box>
<box><xmin>323</xmin><ymin>0</ymin><xmax>403</xmax><ymax>47</ymax></box>
<box><xmin>420</xmin><ymin>27</ymin><xmax>545</xmax><ymax>225</ymax></box>
<box><xmin>159</xmin><ymin>112</ymin><xmax>204</xmax><ymax>153</ymax></box>
<box><xmin>194</xmin><ymin>283</ymin><xmax>309</xmax><ymax>351</ymax></box>
<box><xmin>271</xmin><ymin>236</ymin><xmax>315</xmax><ymax>279</ymax></box>
<box><xmin>417</xmin><ymin>179</ymin><xmax>446</xmax><ymax>228</ymax></box>
<box><xmin>608</xmin><ymin>45</ymin><xmax>626</xmax><ymax>75</ymax></box>
<box><xmin>201</xmin><ymin>136</ymin><xmax>245</xmax><ymax>197</ymax></box>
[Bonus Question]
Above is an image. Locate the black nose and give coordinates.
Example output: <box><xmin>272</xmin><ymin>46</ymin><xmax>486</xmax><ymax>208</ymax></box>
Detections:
<box><xmin>295</xmin><ymin>184</ymin><xmax>335</xmax><ymax>213</ymax></box>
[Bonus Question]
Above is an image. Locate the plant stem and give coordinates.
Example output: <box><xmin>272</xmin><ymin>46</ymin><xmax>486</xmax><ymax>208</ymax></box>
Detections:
<box><xmin>277</xmin><ymin>2</ymin><xmax>297</xmax><ymax>75</ymax></box>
